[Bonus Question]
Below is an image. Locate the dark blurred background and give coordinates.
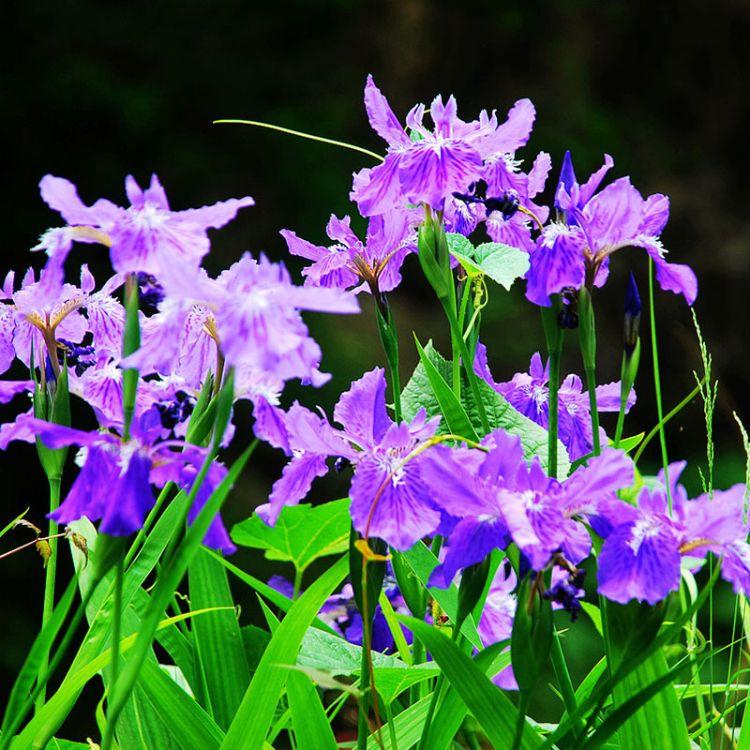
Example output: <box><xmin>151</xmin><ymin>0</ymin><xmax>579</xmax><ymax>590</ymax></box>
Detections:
<box><xmin>2</xmin><ymin>0</ymin><xmax>749</xmax><ymax>737</ymax></box>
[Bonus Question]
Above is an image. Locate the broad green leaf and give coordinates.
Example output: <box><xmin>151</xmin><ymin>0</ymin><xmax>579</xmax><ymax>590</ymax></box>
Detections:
<box><xmin>472</xmin><ymin>242</ymin><xmax>530</xmax><ymax>289</ymax></box>
<box><xmin>447</xmin><ymin>234</ymin><xmax>529</xmax><ymax>289</ymax></box>
<box><xmin>366</xmin><ymin>694</ymin><xmax>434</xmax><ymax>750</ymax></box>
<box><xmin>241</xmin><ymin>625</ymin><xmax>271</xmax><ymax>671</ymax></box>
<box><xmin>220</xmin><ymin>555</ymin><xmax>349</xmax><ymax>749</ymax></box>
<box><xmin>286</xmin><ymin>670</ymin><xmax>338</xmax><ymax>750</ymax></box>
<box><xmin>401</xmin><ymin>342</ymin><xmax>570</xmax><ymax>476</ymax></box>
<box><xmin>414</xmin><ymin>335</ymin><xmax>478</xmax><ymax>440</ymax></box>
<box><xmin>373</xmin><ymin>665</ymin><xmax>439</xmax><ymax>704</ymax></box>
<box><xmin>402</xmin><ymin>617</ymin><xmax>543</xmax><ymax>749</ymax></box>
<box><xmin>297</xmin><ymin>625</ymin><xmax>408</xmax><ymax>675</ymax></box>
<box><xmin>231</xmin><ymin>497</ymin><xmax>350</xmax><ymax>577</ymax></box>
<box><xmin>189</xmin><ymin>548</ymin><xmax>250</xmax><ymax>730</ymax></box>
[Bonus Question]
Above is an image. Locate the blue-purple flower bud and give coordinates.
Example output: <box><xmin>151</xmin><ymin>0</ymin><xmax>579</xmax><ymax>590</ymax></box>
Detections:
<box><xmin>623</xmin><ymin>273</ymin><xmax>641</xmax><ymax>354</ymax></box>
<box><xmin>556</xmin><ymin>150</ymin><xmax>577</xmax><ymax>204</ymax></box>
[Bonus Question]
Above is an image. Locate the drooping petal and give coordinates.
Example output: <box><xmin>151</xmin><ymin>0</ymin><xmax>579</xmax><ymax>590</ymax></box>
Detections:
<box><xmin>597</xmin><ymin>518</ymin><xmax>681</xmax><ymax>604</ymax></box>
<box><xmin>333</xmin><ymin>367</ymin><xmax>390</xmax><ymax>448</ymax></box>
<box><xmin>99</xmin><ymin>451</ymin><xmax>155</xmax><ymax>536</ymax></box>
<box><xmin>258</xmin><ymin>453</ymin><xmax>330</xmax><ymax>525</ymax></box>
<box><xmin>349</xmin><ymin>455</ymin><xmax>440</xmax><ymax>551</ymax></box>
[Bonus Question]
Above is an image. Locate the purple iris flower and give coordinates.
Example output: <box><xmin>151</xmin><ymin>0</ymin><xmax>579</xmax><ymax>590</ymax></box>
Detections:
<box><xmin>281</xmin><ymin>211</ymin><xmax>417</xmax><ymax>294</ymax></box>
<box><xmin>526</xmin><ymin>153</ymin><xmax>697</xmax><ymax>306</ymax></box>
<box><xmin>597</xmin><ymin>462</ymin><xmax>750</xmax><ymax>604</ymax></box>
<box><xmin>124</xmin><ymin>254</ymin><xmax>359</xmax><ymax>389</ymax></box>
<box><xmin>37</xmin><ymin>173</ymin><xmax>254</xmax><ymax>286</ymax></box>
<box><xmin>351</xmin><ymin>75</ymin><xmax>536</xmax><ymax>215</ymax></box>
<box><xmin>474</xmin><ymin>343</ymin><xmax>635</xmax><ymax>460</ymax></box>
<box><xmin>420</xmin><ymin>430</ymin><xmax>634</xmax><ymax>584</ymax></box>
<box><xmin>21</xmin><ymin>411</ymin><xmax>234</xmax><ymax>552</ymax></box>
<box><xmin>256</xmin><ymin>367</ymin><xmax>443</xmax><ymax>551</ymax></box>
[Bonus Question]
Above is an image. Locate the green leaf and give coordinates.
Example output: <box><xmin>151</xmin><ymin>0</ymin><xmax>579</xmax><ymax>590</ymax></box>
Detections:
<box><xmin>137</xmin><ymin>659</ymin><xmax>225</xmax><ymax>749</ymax></box>
<box><xmin>414</xmin><ymin>335</ymin><xmax>478</xmax><ymax>440</ymax></box>
<box><xmin>604</xmin><ymin>600</ymin><xmax>690</xmax><ymax>750</ymax></box>
<box><xmin>220</xmin><ymin>555</ymin><xmax>349</xmax><ymax>749</ymax></box>
<box><xmin>426</xmin><ymin>643</ymin><xmax>511</xmax><ymax>750</ymax></box>
<box><xmin>366</xmin><ymin>694</ymin><xmax>434</xmax><ymax>750</ymax></box>
<box><xmin>616</xmin><ymin>432</ymin><xmax>645</xmax><ymax>453</ymax></box>
<box><xmin>188</xmin><ymin>548</ymin><xmax>250</xmax><ymax>729</ymax></box>
<box><xmin>204</xmin><ymin>548</ymin><xmax>338</xmax><ymax>635</ymax></box>
<box><xmin>511</xmin><ymin>575</ymin><xmax>553</xmax><ymax>693</ymax></box>
<box><xmin>402</xmin><ymin>617</ymin><xmax>543</xmax><ymax>749</ymax></box>
<box><xmin>447</xmin><ymin>234</ymin><xmax>529</xmax><ymax>289</ymax></box>
<box><xmin>241</xmin><ymin>625</ymin><xmax>271</xmax><ymax>672</ymax></box>
<box><xmin>296</xmin><ymin>626</ymin><xmax>407</xmax><ymax>675</ymax></box>
<box><xmin>401</xmin><ymin>342</ymin><xmax>570</xmax><ymax>475</ymax></box>
<box><xmin>400</xmin><ymin>539</ymin><xmax>483</xmax><ymax>649</ymax></box>
<box><xmin>286</xmin><ymin>670</ymin><xmax>337</xmax><ymax>750</ymax></box>
<box><xmin>231</xmin><ymin>498</ymin><xmax>351</xmax><ymax>578</ymax></box>
<box><xmin>472</xmin><ymin>242</ymin><xmax>530</xmax><ymax>289</ymax></box>
<box><xmin>372</xmin><ymin>665</ymin><xmax>439</xmax><ymax>704</ymax></box>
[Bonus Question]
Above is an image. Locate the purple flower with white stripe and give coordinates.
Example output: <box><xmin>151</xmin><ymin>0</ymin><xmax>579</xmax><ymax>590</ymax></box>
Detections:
<box><xmin>421</xmin><ymin>430</ymin><xmax>634</xmax><ymax>584</ymax></box>
<box><xmin>256</xmin><ymin>367</ymin><xmax>442</xmax><ymax>550</ymax></box>
<box><xmin>351</xmin><ymin>75</ymin><xmax>537</xmax><ymax>216</ymax></box>
<box><xmin>22</xmin><ymin>412</ymin><xmax>234</xmax><ymax>552</ymax></box>
<box><xmin>281</xmin><ymin>210</ymin><xmax>417</xmax><ymax>294</ymax></box>
<box><xmin>474</xmin><ymin>343</ymin><xmax>636</xmax><ymax>460</ymax></box>
<box><xmin>37</xmin><ymin>173</ymin><xmax>254</xmax><ymax>286</ymax></box>
<box><xmin>526</xmin><ymin>153</ymin><xmax>697</xmax><ymax>306</ymax></box>
<box><xmin>597</xmin><ymin>462</ymin><xmax>750</xmax><ymax>604</ymax></box>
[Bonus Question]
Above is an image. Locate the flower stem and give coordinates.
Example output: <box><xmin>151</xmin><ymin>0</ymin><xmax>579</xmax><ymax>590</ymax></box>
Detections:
<box><xmin>511</xmin><ymin>692</ymin><xmax>531</xmax><ymax>750</ymax></box>
<box><xmin>585</xmin><ymin>365</ymin><xmax>601</xmax><ymax>456</ymax></box>
<box><xmin>35</xmin><ymin>475</ymin><xmax>61</xmax><ymax>712</ymax></box>
<box><xmin>550</xmin><ymin>629</ymin><xmax>581</xmax><ymax>740</ymax></box>
<box><xmin>375</xmin><ymin>301</ymin><xmax>402</xmax><ymax>422</ymax></box>
<box><xmin>105</xmin><ymin>558</ymin><xmax>124</xmax><ymax>746</ymax></box>
<box><xmin>648</xmin><ymin>259</ymin><xmax>672</xmax><ymax>509</ymax></box>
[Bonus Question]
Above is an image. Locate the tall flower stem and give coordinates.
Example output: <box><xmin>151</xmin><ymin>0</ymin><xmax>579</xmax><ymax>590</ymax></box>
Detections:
<box><xmin>541</xmin><ymin>301</ymin><xmax>564</xmax><ymax>479</ymax></box>
<box><xmin>106</xmin><ymin>558</ymin><xmax>124</xmax><ymax>741</ymax></box>
<box><xmin>35</xmin><ymin>475</ymin><xmax>61</xmax><ymax>712</ymax></box>
<box><xmin>121</xmin><ymin>274</ymin><xmax>141</xmax><ymax>440</ymax></box>
<box><xmin>578</xmin><ymin>288</ymin><xmax>601</xmax><ymax>456</ymax></box>
<box><xmin>648</xmin><ymin>260</ymin><xmax>671</xmax><ymax>508</ymax></box>
<box><xmin>550</xmin><ymin>630</ymin><xmax>581</xmax><ymax>740</ymax></box>
<box><xmin>374</xmin><ymin>298</ymin><xmax>402</xmax><ymax>422</ymax></box>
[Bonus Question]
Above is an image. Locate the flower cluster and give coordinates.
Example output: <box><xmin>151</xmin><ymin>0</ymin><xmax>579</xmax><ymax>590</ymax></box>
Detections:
<box><xmin>3</xmin><ymin>75</ymin><xmax>745</xmax><ymax>721</ymax></box>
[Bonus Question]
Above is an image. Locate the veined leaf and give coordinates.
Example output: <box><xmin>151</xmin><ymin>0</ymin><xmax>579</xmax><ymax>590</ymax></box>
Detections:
<box><xmin>220</xmin><ymin>556</ymin><xmax>349</xmax><ymax>749</ymax></box>
<box><xmin>402</xmin><ymin>617</ymin><xmax>543</xmax><ymax>749</ymax></box>
<box><xmin>231</xmin><ymin>497</ymin><xmax>350</xmax><ymax>578</ymax></box>
<box><xmin>447</xmin><ymin>233</ymin><xmax>529</xmax><ymax>289</ymax></box>
<box><xmin>401</xmin><ymin>342</ymin><xmax>570</xmax><ymax>475</ymax></box>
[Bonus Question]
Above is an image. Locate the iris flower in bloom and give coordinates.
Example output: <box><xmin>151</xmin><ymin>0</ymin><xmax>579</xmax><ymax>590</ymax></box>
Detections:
<box><xmin>256</xmin><ymin>367</ymin><xmax>442</xmax><ymax>550</ymax></box>
<box><xmin>597</xmin><ymin>462</ymin><xmax>750</xmax><ymax>604</ymax></box>
<box><xmin>123</xmin><ymin>253</ymin><xmax>359</xmax><ymax>388</ymax></box>
<box><xmin>281</xmin><ymin>211</ymin><xmax>417</xmax><ymax>295</ymax></box>
<box><xmin>526</xmin><ymin>152</ymin><xmax>698</xmax><ymax>306</ymax></box>
<box><xmin>474</xmin><ymin>343</ymin><xmax>635</xmax><ymax>460</ymax></box>
<box><xmin>420</xmin><ymin>430</ymin><xmax>634</xmax><ymax>584</ymax></box>
<box><xmin>36</xmin><ymin>173</ymin><xmax>254</xmax><ymax>287</ymax></box>
<box><xmin>22</xmin><ymin>412</ymin><xmax>234</xmax><ymax>552</ymax></box>
<box><xmin>351</xmin><ymin>75</ymin><xmax>537</xmax><ymax>217</ymax></box>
